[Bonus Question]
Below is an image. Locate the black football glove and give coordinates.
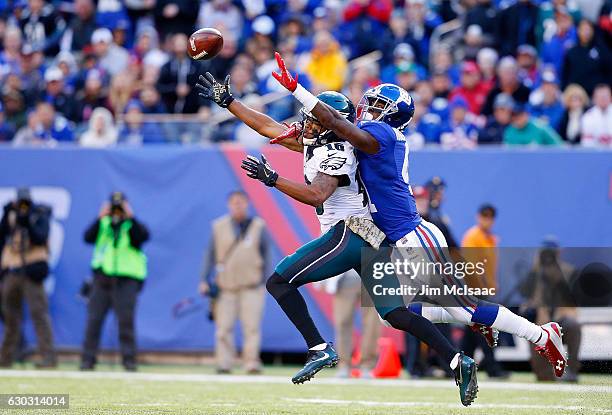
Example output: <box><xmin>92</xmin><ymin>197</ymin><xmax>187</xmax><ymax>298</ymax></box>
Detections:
<box><xmin>195</xmin><ymin>72</ymin><xmax>235</xmax><ymax>108</ymax></box>
<box><xmin>240</xmin><ymin>155</ymin><xmax>278</xmax><ymax>187</ymax></box>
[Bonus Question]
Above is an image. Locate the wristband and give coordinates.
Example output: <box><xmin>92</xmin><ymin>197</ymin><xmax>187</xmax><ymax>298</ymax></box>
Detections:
<box><xmin>292</xmin><ymin>84</ymin><xmax>318</xmax><ymax>112</ymax></box>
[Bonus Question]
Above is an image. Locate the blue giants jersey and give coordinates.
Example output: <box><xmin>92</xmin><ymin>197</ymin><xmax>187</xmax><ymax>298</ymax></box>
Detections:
<box><xmin>356</xmin><ymin>120</ymin><xmax>421</xmax><ymax>242</ymax></box>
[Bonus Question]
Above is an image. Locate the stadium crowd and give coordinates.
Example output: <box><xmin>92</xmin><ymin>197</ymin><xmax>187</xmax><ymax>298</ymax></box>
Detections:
<box><xmin>0</xmin><ymin>0</ymin><xmax>610</xmax><ymax>147</ymax></box>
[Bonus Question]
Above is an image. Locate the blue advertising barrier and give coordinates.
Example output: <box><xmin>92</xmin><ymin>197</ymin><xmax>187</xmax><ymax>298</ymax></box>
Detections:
<box><xmin>0</xmin><ymin>146</ymin><xmax>610</xmax><ymax>352</ymax></box>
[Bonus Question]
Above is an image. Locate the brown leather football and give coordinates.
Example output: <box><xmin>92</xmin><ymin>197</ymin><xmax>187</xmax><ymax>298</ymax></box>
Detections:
<box><xmin>187</xmin><ymin>28</ymin><xmax>223</xmax><ymax>60</ymax></box>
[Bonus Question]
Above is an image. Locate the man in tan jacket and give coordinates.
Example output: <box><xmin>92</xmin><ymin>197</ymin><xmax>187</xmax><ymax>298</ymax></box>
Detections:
<box><xmin>199</xmin><ymin>191</ymin><xmax>269</xmax><ymax>374</ymax></box>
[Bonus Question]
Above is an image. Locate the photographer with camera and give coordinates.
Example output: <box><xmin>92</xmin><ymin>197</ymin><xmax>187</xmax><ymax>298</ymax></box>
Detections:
<box><xmin>80</xmin><ymin>192</ymin><xmax>149</xmax><ymax>372</ymax></box>
<box><xmin>0</xmin><ymin>188</ymin><xmax>55</xmax><ymax>368</ymax></box>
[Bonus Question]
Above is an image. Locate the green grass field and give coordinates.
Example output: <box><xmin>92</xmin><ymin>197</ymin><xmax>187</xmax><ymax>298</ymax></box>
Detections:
<box><xmin>1</xmin><ymin>364</ymin><xmax>611</xmax><ymax>414</ymax></box>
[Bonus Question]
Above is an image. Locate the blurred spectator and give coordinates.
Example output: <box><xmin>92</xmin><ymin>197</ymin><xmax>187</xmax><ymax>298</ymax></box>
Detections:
<box><xmin>245</xmin><ymin>16</ymin><xmax>276</xmax><ymax>81</ymax></box>
<box><xmin>479</xmin><ymin>93</ymin><xmax>514</xmax><ymax>144</ymax></box>
<box><xmin>463</xmin><ymin>0</ymin><xmax>497</xmax><ymax>45</ymax></box>
<box><xmin>476</xmin><ymin>47</ymin><xmax>498</xmax><ymax>91</ymax></box>
<box><xmin>118</xmin><ymin>100</ymin><xmax>166</xmax><ymax>145</ymax></box>
<box><xmin>108</xmin><ymin>71</ymin><xmax>136</xmax><ymax>116</ymax></box>
<box><xmin>197</xmin><ymin>0</ymin><xmax>243</xmax><ymax>37</ymax></box>
<box><xmin>431</xmin><ymin>45</ymin><xmax>460</xmax><ymax>86</ymax></box>
<box><xmin>496</xmin><ymin>0</ymin><xmax>538</xmax><ymax>57</ymax></box>
<box><xmin>482</xmin><ymin>57</ymin><xmax>531</xmax><ymax>116</ymax></box>
<box><xmin>461</xmin><ymin>204</ymin><xmax>507</xmax><ymax>378</ymax></box>
<box><xmin>0</xmin><ymin>102</ymin><xmax>15</xmax><ymax>142</ymax></box>
<box><xmin>461</xmin><ymin>203</ymin><xmax>498</xmax><ymax>297</ymax></box>
<box><xmin>199</xmin><ymin>190</ymin><xmax>268</xmax><ymax>374</ymax></box>
<box><xmin>516</xmin><ymin>44</ymin><xmax>540</xmax><ymax>88</ymax></box>
<box><xmin>92</xmin><ymin>28</ymin><xmax>129</xmax><ymax>77</ymax></box>
<box><xmin>580</xmin><ymin>83</ymin><xmax>612</xmax><ymax>147</ymax></box>
<box><xmin>157</xmin><ymin>33</ymin><xmax>204</xmax><ymax>114</ymax></box>
<box><xmin>107</xmin><ymin>17</ymin><xmax>132</xmax><ymax>50</ymax></box>
<box><xmin>2</xmin><ymin>89</ymin><xmax>27</xmax><ymax>132</ymax></box>
<box><xmin>424</xmin><ymin>177</ymin><xmax>458</xmax><ymax>249</ymax></box>
<box><xmin>0</xmin><ymin>26</ymin><xmax>22</xmax><ymax>79</ymax></box>
<box><xmin>0</xmin><ymin>188</ymin><xmax>55</xmax><ymax>368</ymax></box>
<box><xmin>54</xmin><ymin>52</ymin><xmax>79</xmax><ymax>95</ymax></box>
<box><xmin>381</xmin><ymin>11</ymin><xmax>422</xmax><ymax>66</ymax></box>
<box><xmin>562</xmin><ymin>19</ymin><xmax>612</xmax><ymax>95</ymax></box>
<box><xmin>154</xmin><ymin>0</ymin><xmax>199</xmax><ymax>39</ymax></box>
<box><xmin>440</xmin><ymin>96</ymin><xmax>479</xmax><ymax>149</ymax></box>
<box><xmin>330</xmin><ymin>270</ymin><xmax>381</xmax><ymax>379</ymax></box>
<box><xmin>13</xmin><ymin>102</ymin><xmax>74</xmax><ymax>146</ymax></box>
<box><xmin>132</xmin><ymin>26</ymin><xmax>169</xmax><ymax>70</ymax></box>
<box><xmin>95</xmin><ymin>0</ymin><xmax>130</xmax><ymax>34</ymax></box>
<box><xmin>381</xmin><ymin>43</ymin><xmax>426</xmax><ymax>84</ymax></box>
<box><xmin>210</xmin><ymin>34</ymin><xmax>240</xmax><ymax>82</ymax></box>
<box><xmin>80</xmin><ymin>107</ymin><xmax>118</xmax><ymax>147</ymax></box>
<box><xmin>410</xmin><ymin>83</ymin><xmax>444</xmax><ymax>144</ymax></box>
<box><xmin>523</xmin><ymin>238</ymin><xmax>582</xmax><ymax>382</ymax></box>
<box><xmin>540</xmin><ymin>6</ymin><xmax>577</xmax><ymax>79</ymax></box>
<box><xmin>62</xmin><ymin>0</ymin><xmax>97</xmax><ymax>52</ymax></box>
<box><xmin>504</xmin><ymin>103</ymin><xmax>563</xmax><ymax>145</ymax></box>
<box><xmin>403</xmin><ymin>0</ymin><xmax>441</xmax><ymax>64</ymax></box>
<box><xmin>304</xmin><ymin>31</ymin><xmax>348</xmax><ymax>93</ymax></box>
<box><xmin>342</xmin><ymin>0</ymin><xmax>393</xmax><ymax>58</ymax></box>
<box><xmin>395</xmin><ymin>63</ymin><xmax>419</xmax><ymax>93</ymax></box>
<box><xmin>536</xmin><ymin>0</ymin><xmax>581</xmax><ymax>47</ymax></box>
<box><xmin>527</xmin><ymin>70</ymin><xmax>564</xmax><ymax>130</ymax></box>
<box><xmin>431</xmin><ymin>69</ymin><xmax>452</xmax><ymax>99</ymax></box>
<box><xmin>558</xmin><ymin>83</ymin><xmax>589</xmax><ymax>144</ymax></box>
<box><xmin>18</xmin><ymin>0</ymin><xmax>66</xmax><ymax>57</ymax></box>
<box><xmin>456</xmin><ymin>24</ymin><xmax>486</xmax><ymax>63</ymax></box>
<box><xmin>81</xmin><ymin>192</ymin><xmax>149</xmax><ymax>371</ymax></box>
<box><xmin>40</xmin><ymin>66</ymin><xmax>77</xmax><ymax>122</ymax></box>
<box><xmin>74</xmin><ymin>69</ymin><xmax>109</xmax><ymax>123</ymax></box>
<box><xmin>448</xmin><ymin>61</ymin><xmax>490</xmax><ymax>115</ymax></box>
<box><xmin>138</xmin><ymin>86</ymin><xmax>166</xmax><ymax>114</ymax></box>
<box><xmin>18</xmin><ymin>44</ymin><xmax>45</xmax><ymax>106</ymax></box>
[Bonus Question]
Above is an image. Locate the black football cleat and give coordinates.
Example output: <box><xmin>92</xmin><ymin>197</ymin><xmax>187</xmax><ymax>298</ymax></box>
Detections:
<box><xmin>292</xmin><ymin>344</ymin><xmax>339</xmax><ymax>384</ymax></box>
<box><xmin>453</xmin><ymin>352</ymin><xmax>479</xmax><ymax>407</ymax></box>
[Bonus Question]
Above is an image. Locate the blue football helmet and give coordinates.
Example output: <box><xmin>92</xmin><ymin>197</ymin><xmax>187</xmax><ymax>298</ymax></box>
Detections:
<box><xmin>356</xmin><ymin>83</ymin><xmax>415</xmax><ymax>131</ymax></box>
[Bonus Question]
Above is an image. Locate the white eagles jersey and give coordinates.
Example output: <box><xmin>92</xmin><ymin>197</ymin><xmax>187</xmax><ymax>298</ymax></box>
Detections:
<box><xmin>303</xmin><ymin>141</ymin><xmax>371</xmax><ymax>234</ymax></box>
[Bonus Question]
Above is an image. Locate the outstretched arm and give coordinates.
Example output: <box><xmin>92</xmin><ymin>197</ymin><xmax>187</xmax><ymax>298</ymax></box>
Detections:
<box><xmin>196</xmin><ymin>72</ymin><xmax>303</xmax><ymax>152</ymax></box>
<box><xmin>196</xmin><ymin>72</ymin><xmax>285</xmax><ymax>139</ymax></box>
<box><xmin>240</xmin><ymin>155</ymin><xmax>338</xmax><ymax>207</ymax></box>
<box><xmin>271</xmin><ymin>52</ymin><xmax>380</xmax><ymax>154</ymax></box>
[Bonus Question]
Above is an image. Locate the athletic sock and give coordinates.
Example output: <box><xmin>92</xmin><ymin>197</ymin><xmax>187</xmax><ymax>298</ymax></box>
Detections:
<box><xmin>385</xmin><ymin>308</ymin><xmax>458</xmax><ymax>367</ymax></box>
<box><xmin>309</xmin><ymin>343</ymin><xmax>327</xmax><ymax>351</ymax></box>
<box><xmin>449</xmin><ymin>353</ymin><xmax>460</xmax><ymax>370</ymax></box>
<box><xmin>276</xmin><ymin>288</ymin><xmax>325</xmax><ymax>349</ymax></box>
<box><xmin>422</xmin><ymin>305</ymin><xmax>456</xmax><ymax>324</ymax></box>
<box><xmin>492</xmin><ymin>306</ymin><xmax>547</xmax><ymax>346</ymax></box>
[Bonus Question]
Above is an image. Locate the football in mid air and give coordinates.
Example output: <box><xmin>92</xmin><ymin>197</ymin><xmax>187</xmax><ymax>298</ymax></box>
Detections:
<box><xmin>187</xmin><ymin>28</ymin><xmax>223</xmax><ymax>60</ymax></box>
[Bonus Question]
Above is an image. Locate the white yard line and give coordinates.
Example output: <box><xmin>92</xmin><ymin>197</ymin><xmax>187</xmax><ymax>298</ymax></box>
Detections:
<box><xmin>286</xmin><ymin>398</ymin><xmax>612</xmax><ymax>413</ymax></box>
<box><xmin>0</xmin><ymin>370</ymin><xmax>610</xmax><ymax>394</ymax></box>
